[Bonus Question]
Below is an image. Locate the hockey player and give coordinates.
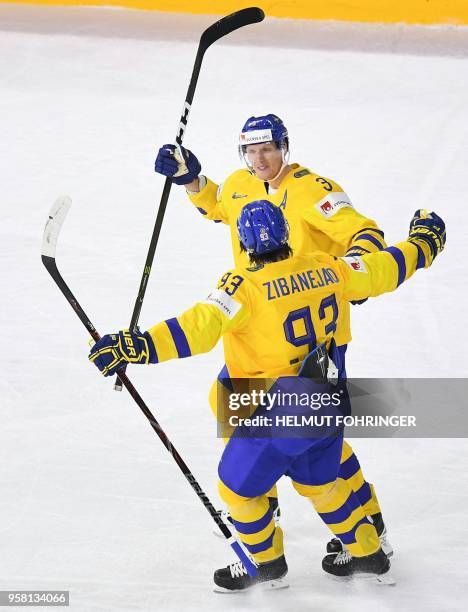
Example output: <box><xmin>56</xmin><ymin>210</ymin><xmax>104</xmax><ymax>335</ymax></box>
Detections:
<box><xmin>89</xmin><ymin>202</ymin><xmax>445</xmax><ymax>590</ymax></box>
<box><xmin>154</xmin><ymin>114</ymin><xmax>390</xmax><ymax>555</ymax></box>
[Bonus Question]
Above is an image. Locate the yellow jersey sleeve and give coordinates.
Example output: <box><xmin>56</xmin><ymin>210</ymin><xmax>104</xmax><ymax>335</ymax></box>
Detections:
<box><xmin>146</xmin><ymin>270</ymin><xmax>250</xmax><ymax>362</ymax></box>
<box><xmin>346</xmin><ymin>224</ymin><xmax>387</xmax><ymax>256</ymax></box>
<box><xmin>187</xmin><ymin>176</ymin><xmax>229</xmax><ymax>224</ymax></box>
<box><xmin>337</xmin><ymin>240</ymin><xmax>430</xmax><ymax>302</ymax></box>
<box><xmin>301</xmin><ymin>175</ymin><xmax>387</xmax><ymax>254</ymax></box>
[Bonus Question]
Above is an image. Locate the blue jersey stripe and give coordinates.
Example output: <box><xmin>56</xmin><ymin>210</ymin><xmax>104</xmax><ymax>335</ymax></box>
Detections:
<box><xmin>165</xmin><ymin>318</ymin><xmax>191</xmax><ymax>358</ymax></box>
<box><xmin>414</xmin><ymin>242</ymin><xmax>426</xmax><ymax>270</ymax></box>
<box><xmin>346</xmin><ymin>247</ymin><xmax>371</xmax><ymax>256</ymax></box>
<box><xmin>354</xmin><ymin>232</ymin><xmax>385</xmax><ymax>251</ymax></box>
<box><xmin>385</xmin><ymin>246</ymin><xmax>406</xmax><ymax>287</ymax></box>
<box><xmin>354</xmin><ymin>227</ymin><xmax>385</xmax><ymax>239</ymax></box>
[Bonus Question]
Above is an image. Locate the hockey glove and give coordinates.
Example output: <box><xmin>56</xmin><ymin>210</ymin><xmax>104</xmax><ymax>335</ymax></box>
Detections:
<box><xmin>155</xmin><ymin>144</ymin><xmax>201</xmax><ymax>185</ymax></box>
<box><xmin>408</xmin><ymin>209</ymin><xmax>446</xmax><ymax>266</ymax></box>
<box><xmin>89</xmin><ymin>328</ymin><xmax>158</xmax><ymax>377</ymax></box>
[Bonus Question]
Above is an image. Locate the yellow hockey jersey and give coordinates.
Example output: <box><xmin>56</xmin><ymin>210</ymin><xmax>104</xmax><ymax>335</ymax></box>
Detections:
<box><xmin>187</xmin><ymin>164</ymin><xmax>387</xmax><ymax>346</ymax></box>
<box><xmin>147</xmin><ymin>240</ymin><xmax>429</xmax><ymax>378</ymax></box>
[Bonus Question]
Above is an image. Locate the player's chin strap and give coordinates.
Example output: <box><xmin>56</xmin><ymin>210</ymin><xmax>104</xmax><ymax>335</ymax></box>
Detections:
<box><xmin>266</xmin><ymin>144</ymin><xmax>290</xmax><ymax>182</ymax></box>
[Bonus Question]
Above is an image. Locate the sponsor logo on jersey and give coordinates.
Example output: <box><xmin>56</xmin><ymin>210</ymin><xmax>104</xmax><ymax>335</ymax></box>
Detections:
<box><xmin>315</xmin><ymin>193</ymin><xmax>354</xmax><ymax>218</ymax></box>
<box><xmin>239</xmin><ymin>129</ymin><xmax>273</xmax><ymax>145</ymax></box>
<box><xmin>342</xmin><ymin>256</ymin><xmax>367</xmax><ymax>273</ymax></box>
<box><xmin>232</xmin><ymin>192</ymin><xmax>248</xmax><ymax>199</ymax></box>
<box><xmin>204</xmin><ymin>289</ymin><xmax>242</xmax><ymax>319</ymax></box>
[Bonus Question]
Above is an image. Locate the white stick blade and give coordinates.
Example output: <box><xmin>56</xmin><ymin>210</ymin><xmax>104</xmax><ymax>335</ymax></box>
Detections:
<box><xmin>42</xmin><ymin>196</ymin><xmax>72</xmax><ymax>258</ymax></box>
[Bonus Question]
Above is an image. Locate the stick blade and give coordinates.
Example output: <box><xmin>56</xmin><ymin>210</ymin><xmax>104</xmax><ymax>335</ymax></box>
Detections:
<box><xmin>42</xmin><ymin>196</ymin><xmax>72</xmax><ymax>258</ymax></box>
<box><xmin>201</xmin><ymin>7</ymin><xmax>265</xmax><ymax>49</ymax></box>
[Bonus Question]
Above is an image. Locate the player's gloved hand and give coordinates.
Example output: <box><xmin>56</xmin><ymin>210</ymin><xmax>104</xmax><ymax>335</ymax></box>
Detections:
<box><xmin>345</xmin><ymin>247</ymin><xmax>369</xmax><ymax>305</ymax></box>
<box><xmin>408</xmin><ymin>209</ymin><xmax>446</xmax><ymax>266</ymax></box>
<box><xmin>155</xmin><ymin>144</ymin><xmax>201</xmax><ymax>185</ymax></box>
<box><xmin>89</xmin><ymin>328</ymin><xmax>158</xmax><ymax>377</ymax></box>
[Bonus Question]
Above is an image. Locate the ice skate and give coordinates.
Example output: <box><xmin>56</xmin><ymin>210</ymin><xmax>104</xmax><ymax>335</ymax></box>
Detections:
<box><xmin>214</xmin><ymin>554</ymin><xmax>289</xmax><ymax>593</ymax></box>
<box><xmin>322</xmin><ymin>547</ymin><xmax>395</xmax><ymax>585</ymax></box>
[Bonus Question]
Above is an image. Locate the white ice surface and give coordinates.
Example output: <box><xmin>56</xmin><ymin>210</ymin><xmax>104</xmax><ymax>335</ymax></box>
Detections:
<box><xmin>1</xmin><ymin>5</ymin><xmax>468</xmax><ymax>611</ymax></box>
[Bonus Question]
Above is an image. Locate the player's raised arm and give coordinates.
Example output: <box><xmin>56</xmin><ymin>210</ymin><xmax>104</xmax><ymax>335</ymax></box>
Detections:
<box><xmin>338</xmin><ymin>210</ymin><xmax>446</xmax><ymax>302</ymax></box>
<box><xmin>88</xmin><ymin>271</ymin><xmax>249</xmax><ymax>377</ymax></box>
<box><xmin>155</xmin><ymin>144</ymin><xmax>228</xmax><ymax>223</ymax></box>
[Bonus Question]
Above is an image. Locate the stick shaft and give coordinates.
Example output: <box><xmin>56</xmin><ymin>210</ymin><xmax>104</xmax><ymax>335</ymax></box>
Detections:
<box><xmin>41</xmin><ymin>251</ymin><xmax>257</xmax><ymax>576</ymax></box>
<box><xmin>115</xmin><ymin>7</ymin><xmax>265</xmax><ymax>391</ymax></box>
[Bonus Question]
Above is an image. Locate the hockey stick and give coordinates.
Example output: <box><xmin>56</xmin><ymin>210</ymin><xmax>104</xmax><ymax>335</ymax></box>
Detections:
<box><xmin>42</xmin><ymin>196</ymin><xmax>258</xmax><ymax>577</ymax></box>
<box><xmin>114</xmin><ymin>6</ymin><xmax>265</xmax><ymax>392</ymax></box>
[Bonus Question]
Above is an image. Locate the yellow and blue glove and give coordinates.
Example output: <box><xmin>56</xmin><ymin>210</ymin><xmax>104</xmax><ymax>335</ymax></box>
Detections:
<box><xmin>408</xmin><ymin>209</ymin><xmax>446</xmax><ymax>268</ymax></box>
<box><xmin>89</xmin><ymin>328</ymin><xmax>157</xmax><ymax>377</ymax></box>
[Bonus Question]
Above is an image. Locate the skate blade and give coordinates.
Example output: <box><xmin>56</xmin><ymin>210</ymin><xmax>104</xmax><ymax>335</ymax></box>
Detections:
<box><xmin>329</xmin><ymin>572</ymin><xmax>396</xmax><ymax>586</ymax></box>
<box><xmin>214</xmin><ymin>578</ymin><xmax>289</xmax><ymax>594</ymax></box>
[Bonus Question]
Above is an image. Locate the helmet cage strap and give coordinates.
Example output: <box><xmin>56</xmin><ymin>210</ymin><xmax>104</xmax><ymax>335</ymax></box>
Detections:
<box><xmin>269</xmin><ymin>143</ymin><xmax>290</xmax><ymax>182</ymax></box>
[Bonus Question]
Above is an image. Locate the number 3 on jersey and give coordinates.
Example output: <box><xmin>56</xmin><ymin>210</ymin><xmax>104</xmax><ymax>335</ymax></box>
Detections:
<box><xmin>283</xmin><ymin>294</ymin><xmax>338</xmax><ymax>348</ymax></box>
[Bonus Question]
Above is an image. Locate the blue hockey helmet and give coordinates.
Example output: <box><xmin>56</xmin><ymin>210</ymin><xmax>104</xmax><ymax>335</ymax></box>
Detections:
<box><xmin>237</xmin><ymin>200</ymin><xmax>289</xmax><ymax>255</ymax></box>
<box><xmin>239</xmin><ymin>114</ymin><xmax>288</xmax><ymax>148</ymax></box>
<box><xmin>238</xmin><ymin>114</ymin><xmax>290</xmax><ymax>176</ymax></box>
